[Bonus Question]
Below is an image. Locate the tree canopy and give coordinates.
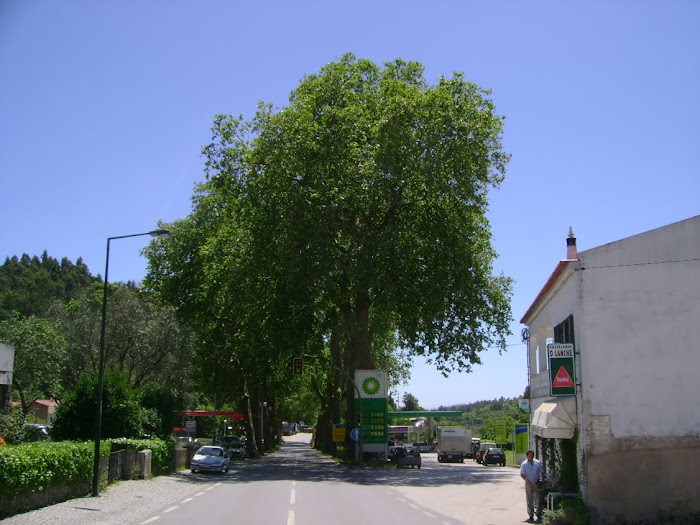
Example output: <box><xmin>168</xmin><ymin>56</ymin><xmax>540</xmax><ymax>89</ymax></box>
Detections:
<box><xmin>145</xmin><ymin>54</ymin><xmax>513</xmax><ymax>452</ymax></box>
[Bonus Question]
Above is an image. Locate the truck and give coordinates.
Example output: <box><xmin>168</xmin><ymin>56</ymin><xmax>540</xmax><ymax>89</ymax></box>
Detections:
<box><xmin>436</xmin><ymin>426</ymin><xmax>472</xmax><ymax>463</ymax></box>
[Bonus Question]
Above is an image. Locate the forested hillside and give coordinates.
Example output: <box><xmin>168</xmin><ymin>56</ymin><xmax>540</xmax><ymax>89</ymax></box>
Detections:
<box><xmin>0</xmin><ymin>252</ymin><xmax>96</xmax><ymax>320</ymax></box>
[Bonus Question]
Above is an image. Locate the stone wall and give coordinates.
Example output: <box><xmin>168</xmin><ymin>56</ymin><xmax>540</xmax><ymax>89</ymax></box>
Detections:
<box><xmin>586</xmin><ymin>439</ymin><xmax>700</xmax><ymax>523</ymax></box>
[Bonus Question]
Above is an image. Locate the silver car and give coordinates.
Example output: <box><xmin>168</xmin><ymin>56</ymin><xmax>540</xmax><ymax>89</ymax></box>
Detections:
<box><xmin>191</xmin><ymin>446</ymin><xmax>230</xmax><ymax>473</ymax></box>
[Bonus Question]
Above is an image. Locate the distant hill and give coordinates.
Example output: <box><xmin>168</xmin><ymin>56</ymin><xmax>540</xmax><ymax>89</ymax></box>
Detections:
<box><xmin>0</xmin><ymin>252</ymin><xmax>97</xmax><ymax>320</ymax></box>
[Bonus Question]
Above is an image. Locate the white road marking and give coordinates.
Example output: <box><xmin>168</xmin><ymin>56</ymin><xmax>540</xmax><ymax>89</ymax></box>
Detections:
<box><xmin>194</xmin><ymin>492</ymin><xmax>205</xmax><ymax>497</ymax></box>
<box><xmin>163</xmin><ymin>506</ymin><xmax>179</xmax><ymax>513</ymax></box>
<box><xmin>140</xmin><ymin>518</ymin><xmax>160</xmax><ymax>524</ymax></box>
<box><xmin>181</xmin><ymin>497</ymin><xmax>193</xmax><ymax>503</ymax></box>
<box><xmin>287</xmin><ymin>509</ymin><xmax>295</xmax><ymax>525</ymax></box>
<box><xmin>424</xmin><ymin>512</ymin><xmax>436</xmax><ymax>518</ymax></box>
<box><xmin>292</xmin><ymin>480</ymin><xmax>296</xmax><ymax>488</ymax></box>
<box><xmin>290</xmin><ymin>488</ymin><xmax>296</xmax><ymax>504</ymax></box>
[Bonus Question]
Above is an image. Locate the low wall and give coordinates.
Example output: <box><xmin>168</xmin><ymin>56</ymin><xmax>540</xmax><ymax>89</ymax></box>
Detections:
<box><xmin>0</xmin><ymin>450</ymin><xmax>154</xmax><ymax>518</ymax></box>
<box><xmin>587</xmin><ymin>443</ymin><xmax>700</xmax><ymax>523</ymax></box>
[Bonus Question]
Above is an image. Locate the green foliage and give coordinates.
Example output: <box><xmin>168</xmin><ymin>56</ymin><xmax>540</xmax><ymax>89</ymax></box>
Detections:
<box><xmin>402</xmin><ymin>392</ymin><xmax>421</xmax><ymax>411</ymax></box>
<box><xmin>51</xmin><ymin>370</ymin><xmax>143</xmax><ymax>441</ymax></box>
<box><xmin>110</xmin><ymin>437</ymin><xmax>174</xmax><ymax>474</ymax></box>
<box><xmin>50</xmin><ymin>283</ymin><xmax>196</xmax><ymax>395</ymax></box>
<box><xmin>0</xmin><ymin>440</ymin><xmax>98</xmax><ymax>498</ymax></box>
<box><xmin>139</xmin><ymin>385</ymin><xmax>180</xmax><ymax>438</ymax></box>
<box><xmin>0</xmin><ymin>315</ymin><xmax>67</xmax><ymax>414</ymax></box>
<box><xmin>0</xmin><ymin>409</ymin><xmax>29</xmax><ymax>444</ymax></box>
<box><xmin>542</xmin><ymin>497</ymin><xmax>589</xmax><ymax>525</ymax></box>
<box><xmin>433</xmin><ymin>396</ymin><xmax>529</xmax><ymax>444</ymax></box>
<box><xmin>0</xmin><ymin>252</ymin><xmax>95</xmax><ymax>320</ymax></box>
<box><xmin>144</xmin><ymin>54</ymin><xmax>513</xmax><ymax>453</ymax></box>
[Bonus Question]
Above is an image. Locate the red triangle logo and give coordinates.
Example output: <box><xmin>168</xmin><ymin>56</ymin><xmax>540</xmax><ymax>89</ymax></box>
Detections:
<box><xmin>553</xmin><ymin>366</ymin><xmax>574</xmax><ymax>388</ymax></box>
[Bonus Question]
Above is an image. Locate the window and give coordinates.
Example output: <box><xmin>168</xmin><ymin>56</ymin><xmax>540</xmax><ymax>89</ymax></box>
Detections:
<box><xmin>554</xmin><ymin>315</ymin><xmax>575</xmax><ymax>345</ymax></box>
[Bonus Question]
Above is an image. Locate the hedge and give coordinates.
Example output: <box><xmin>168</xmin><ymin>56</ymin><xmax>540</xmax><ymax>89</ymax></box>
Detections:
<box><xmin>0</xmin><ymin>437</ymin><xmax>175</xmax><ymax>499</ymax></box>
<box><xmin>110</xmin><ymin>437</ymin><xmax>175</xmax><ymax>474</ymax></box>
<box><xmin>0</xmin><ymin>440</ymin><xmax>102</xmax><ymax>498</ymax></box>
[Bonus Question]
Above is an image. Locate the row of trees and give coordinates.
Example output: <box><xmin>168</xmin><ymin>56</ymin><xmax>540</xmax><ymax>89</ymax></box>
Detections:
<box><xmin>3</xmin><ymin>55</ymin><xmax>515</xmax><ymax>455</ymax></box>
<box><xmin>143</xmin><ymin>54</ymin><xmax>514</xmax><ymax>455</ymax></box>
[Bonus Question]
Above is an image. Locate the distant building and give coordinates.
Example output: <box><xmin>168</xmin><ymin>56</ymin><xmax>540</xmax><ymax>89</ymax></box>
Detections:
<box><xmin>30</xmin><ymin>399</ymin><xmax>58</xmax><ymax>423</ymax></box>
<box><xmin>521</xmin><ymin>216</ymin><xmax>700</xmax><ymax>523</ymax></box>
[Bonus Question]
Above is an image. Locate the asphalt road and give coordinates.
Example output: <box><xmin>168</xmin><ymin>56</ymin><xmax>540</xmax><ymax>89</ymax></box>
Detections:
<box><xmin>4</xmin><ymin>433</ymin><xmax>531</xmax><ymax>525</ymax></box>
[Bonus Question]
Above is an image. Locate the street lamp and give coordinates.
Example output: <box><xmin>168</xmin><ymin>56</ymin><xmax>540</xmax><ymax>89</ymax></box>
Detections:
<box><xmin>92</xmin><ymin>228</ymin><xmax>171</xmax><ymax>497</ymax></box>
<box><xmin>259</xmin><ymin>401</ymin><xmax>267</xmax><ymax>454</ymax></box>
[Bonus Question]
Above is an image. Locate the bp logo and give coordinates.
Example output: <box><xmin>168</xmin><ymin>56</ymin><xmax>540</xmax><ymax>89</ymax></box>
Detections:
<box><xmin>362</xmin><ymin>376</ymin><xmax>380</xmax><ymax>396</ymax></box>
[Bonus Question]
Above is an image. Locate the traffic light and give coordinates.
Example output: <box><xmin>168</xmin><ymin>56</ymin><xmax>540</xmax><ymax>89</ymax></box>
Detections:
<box><xmin>292</xmin><ymin>357</ymin><xmax>303</xmax><ymax>376</ymax></box>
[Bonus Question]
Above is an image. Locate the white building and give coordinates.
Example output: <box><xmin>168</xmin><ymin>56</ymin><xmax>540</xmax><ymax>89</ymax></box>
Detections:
<box><xmin>521</xmin><ymin>215</ymin><xmax>700</xmax><ymax>523</ymax></box>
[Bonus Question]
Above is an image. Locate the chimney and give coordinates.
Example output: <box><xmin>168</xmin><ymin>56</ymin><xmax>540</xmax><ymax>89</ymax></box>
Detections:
<box><xmin>566</xmin><ymin>227</ymin><xmax>578</xmax><ymax>260</ymax></box>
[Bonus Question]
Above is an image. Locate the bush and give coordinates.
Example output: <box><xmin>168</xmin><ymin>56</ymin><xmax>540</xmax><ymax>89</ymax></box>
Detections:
<box><xmin>52</xmin><ymin>370</ymin><xmax>143</xmax><ymax>441</ymax></box>
<box><xmin>110</xmin><ymin>437</ymin><xmax>175</xmax><ymax>474</ymax></box>
<box><xmin>0</xmin><ymin>440</ymin><xmax>105</xmax><ymax>498</ymax></box>
<box><xmin>0</xmin><ymin>409</ymin><xmax>29</xmax><ymax>444</ymax></box>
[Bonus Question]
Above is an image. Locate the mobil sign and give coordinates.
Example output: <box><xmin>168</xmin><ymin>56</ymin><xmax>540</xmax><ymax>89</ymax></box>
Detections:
<box><xmin>547</xmin><ymin>343</ymin><xmax>576</xmax><ymax>397</ymax></box>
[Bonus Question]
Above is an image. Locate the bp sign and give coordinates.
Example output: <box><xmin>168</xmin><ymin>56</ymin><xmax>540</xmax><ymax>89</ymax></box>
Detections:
<box><xmin>548</xmin><ymin>343</ymin><xmax>576</xmax><ymax>396</ymax></box>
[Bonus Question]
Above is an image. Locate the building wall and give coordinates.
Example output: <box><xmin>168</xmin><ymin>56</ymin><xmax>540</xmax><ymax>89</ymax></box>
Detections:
<box><xmin>527</xmin><ymin>266</ymin><xmax>579</xmax><ymax>400</ymax></box>
<box><xmin>577</xmin><ymin>216</ymin><xmax>700</xmax><ymax>520</ymax></box>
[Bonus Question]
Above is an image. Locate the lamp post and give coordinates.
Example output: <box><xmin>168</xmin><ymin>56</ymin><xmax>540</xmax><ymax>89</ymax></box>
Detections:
<box><xmin>259</xmin><ymin>401</ymin><xmax>267</xmax><ymax>454</ymax></box>
<box><xmin>92</xmin><ymin>229</ymin><xmax>171</xmax><ymax>497</ymax></box>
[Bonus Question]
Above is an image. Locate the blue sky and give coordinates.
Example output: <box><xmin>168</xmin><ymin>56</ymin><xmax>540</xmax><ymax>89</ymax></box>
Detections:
<box><xmin>1</xmin><ymin>1</ymin><xmax>698</xmax><ymax>409</ymax></box>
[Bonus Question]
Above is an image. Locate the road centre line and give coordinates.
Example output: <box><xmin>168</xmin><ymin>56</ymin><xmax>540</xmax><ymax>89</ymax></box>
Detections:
<box><xmin>163</xmin><ymin>506</ymin><xmax>179</xmax><ymax>513</ymax></box>
<box><xmin>140</xmin><ymin>517</ymin><xmax>160</xmax><ymax>524</ymax></box>
<box><xmin>290</xmin><ymin>488</ymin><xmax>296</xmax><ymax>504</ymax></box>
<box><xmin>181</xmin><ymin>497</ymin><xmax>193</xmax><ymax>503</ymax></box>
<box><xmin>424</xmin><ymin>512</ymin><xmax>436</xmax><ymax>518</ymax></box>
<box><xmin>194</xmin><ymin>492</ymin><xmax>205</xmax><ymax>497</ymax></box>
<box><xmin>287</xmin><ymin>509</ymin><xmax>295</xmax><ymax>525</ymax></box>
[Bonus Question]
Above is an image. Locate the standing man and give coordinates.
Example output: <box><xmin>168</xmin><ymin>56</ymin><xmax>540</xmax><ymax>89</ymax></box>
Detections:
<box><xmin>520</xmin><ymin>449</ymin><xmax>544</xmax><ymax>522</ymax></box>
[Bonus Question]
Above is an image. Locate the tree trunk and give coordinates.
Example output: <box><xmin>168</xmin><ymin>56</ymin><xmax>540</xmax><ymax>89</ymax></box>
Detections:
<box><xmin>239</xmin><ymin>372</ymin><xmax>259</xmax><ymax>458</ymax></box>
<box><xmin>354</xmin><ymin>291</ymin><xmax>374</xmax><ymax>370</ymax></box>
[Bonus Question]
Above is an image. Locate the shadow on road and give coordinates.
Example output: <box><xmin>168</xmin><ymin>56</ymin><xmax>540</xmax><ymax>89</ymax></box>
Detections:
<box><xmin>167</xmin><ymin>438</ymin><xmax>518</xmax><ymax>489</ymax></box>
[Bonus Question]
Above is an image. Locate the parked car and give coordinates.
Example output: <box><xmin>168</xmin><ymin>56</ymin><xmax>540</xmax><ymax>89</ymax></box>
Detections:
<box><xmin>24</xmin><ymin>424</ymin><xmax>51</xmax><ymax>441</ymax></box>
<box><xmin>412</xmin><ymin>441</ymin><xmax>430</xmax><ymax>453</ymax></box>
<box><xmin>395</xmin><ymin>446</ymin><xmax>422</xmax><ymax>469</ymax></box>
<box><xmin>475</xmin><ymin>441</ymin><xmax>497</xmax><ymax>464</ymax></box>
<box><xmin>190</xmin><ymin>446</ymin><xmax>230</xmax><ymax>473</ymax></box>
<box><xmin>174</xmin><ymin>436</ymin><xmax>199</xmax><ymax>448</ymax></box>
<box><xmin>227</xmin><ymin>440</ymin><xmax>246</xmax><ymax>459</ymax></box>
<box><xmin>388</xmin><ymin>445</ymin><xmax>401</xmax><ymax>462</ymax></box>
<box><xmin>482</xmin><ymin>447</ymin><xmax>506</xmax><ymax>466</ymax></box>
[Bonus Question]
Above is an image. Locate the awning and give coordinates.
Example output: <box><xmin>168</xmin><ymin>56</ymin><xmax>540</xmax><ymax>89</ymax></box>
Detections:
<box><xmin>531</xmin><ymin>398</ymin><xmax>577</xmax><ymax>439</ymax></box>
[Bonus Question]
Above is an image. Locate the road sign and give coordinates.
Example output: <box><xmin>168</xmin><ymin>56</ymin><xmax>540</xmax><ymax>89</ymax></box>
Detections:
<box><xmin>332</xmin><ymin>425</ymin><xmax>346</xmax><ymax>442</ymax></box>
<box><xmin>515</xmin><ymin>424</ymin><xmax>529</xmax><ymax>454</ymax></box>
<box><xmin>350</xmin><ymin>427</ymin><xmax>361</xmax><ymax>441</ymax></box>
<box><xmin>494</xmin><ymin>418</ymin><xmax>507</xmax><ymax>443</ymax></box>
<box><xmin>548</xmin><ymin>343</ymin><xmax>576</xmax><ymax>396</ymax></box>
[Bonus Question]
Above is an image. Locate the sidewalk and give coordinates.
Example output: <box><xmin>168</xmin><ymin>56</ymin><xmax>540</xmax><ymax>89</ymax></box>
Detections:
<box><xmin>2</xmin><ymin>473</ymin><xmax>207</xmax><ymax>525</ymax></box>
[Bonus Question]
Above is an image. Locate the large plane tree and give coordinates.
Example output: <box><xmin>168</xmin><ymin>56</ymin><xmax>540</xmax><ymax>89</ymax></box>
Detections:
<box><xmin>145</xmin><ymin>54</ymin><xmax>513</xmax><ymax>447</ymax></box>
